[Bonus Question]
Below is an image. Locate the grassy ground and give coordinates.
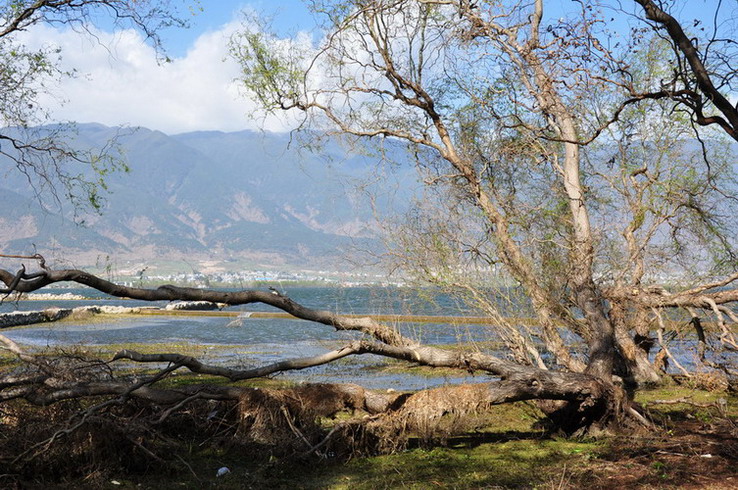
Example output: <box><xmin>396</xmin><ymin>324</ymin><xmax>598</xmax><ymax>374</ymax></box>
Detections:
<box><xmin>17</xmin><ymin>382</ymin><xmax>725</xmax><ymax>490</ymax></box>
<box><xmin>0</xmin><ymin>336</ymin><xmax>735</xmax><ymax>488</ymax></box>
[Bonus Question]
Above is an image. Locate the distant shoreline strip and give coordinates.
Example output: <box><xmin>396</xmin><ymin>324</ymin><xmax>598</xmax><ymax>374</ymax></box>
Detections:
<box><xmin>138</xmin><ymin>309</ymin><xmax>532</xmax><ymax>325</ymax></box>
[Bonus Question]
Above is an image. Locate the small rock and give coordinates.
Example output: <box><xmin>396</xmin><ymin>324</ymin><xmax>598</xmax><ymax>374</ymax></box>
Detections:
<box><xmin>216</xmin><ymin>466</ymin><xmax>231</xmax><ymax>477</ymax></box>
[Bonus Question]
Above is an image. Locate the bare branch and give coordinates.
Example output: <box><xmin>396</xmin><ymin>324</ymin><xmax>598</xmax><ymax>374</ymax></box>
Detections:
<box><xmin>113</xmin><ymin>343</ymin><xmax>363</xmax><ymax>381</ymax></box>
<box><xmin>633</xmin><ymin>0</ymin><xmax>738</xmax><ymax>141</ymax></box>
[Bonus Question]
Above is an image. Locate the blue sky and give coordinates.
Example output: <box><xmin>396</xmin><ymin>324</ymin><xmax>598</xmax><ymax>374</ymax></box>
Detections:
<box><xmin>160</xmin><ymin>1</ymin><xmax>315</xmax><ymax>58</ymax></box>
<box><xmin>162</xmin><ymin>1</ymin><xmax>719</xmax><ymax>57</ymax></box>
<box><xmin>19</xmin><ymin>1</ymin><xmax>733</xmax><ymax>135</ymax></box>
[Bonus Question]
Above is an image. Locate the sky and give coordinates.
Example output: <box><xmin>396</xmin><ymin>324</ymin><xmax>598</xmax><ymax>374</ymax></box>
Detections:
<box><xmin>19</xmin><ymin>1</ymin><xmax>317</xmax><ymax>135</ymax></box>
<box><xmin>16</xmin><ymin>1</ymin><xmax>728</xmax><ymax>136</ymax></box>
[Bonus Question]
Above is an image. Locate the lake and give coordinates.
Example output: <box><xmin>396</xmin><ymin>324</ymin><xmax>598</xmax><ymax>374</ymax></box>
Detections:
<box><xmin>0</xmin><ymin>285</ymin><xmax>708</xmax><ymax>388</ymax></box>
<box><xmin>1</xmin><ymin>286</ymin><xmax>507</xmax><ymax>389</ymax></box>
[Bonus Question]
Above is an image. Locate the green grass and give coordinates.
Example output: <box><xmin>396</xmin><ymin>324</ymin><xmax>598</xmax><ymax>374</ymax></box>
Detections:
<box><xmin>635</xmin><ymin>381</ymin><xmax>738</xmax><ymax>424</ymax></box>
<box><xmin>1</xmin><ymin>334</ymin><xmax>735</xmax><ymax>489</ymax></box>
<box><xmin>311</xmin><ymin>439</ymin><xmax>602</xmax><ymax>490</ymax></box>
<box><xmin>103</xmin><ymin>433</ymin><xmax>604</xmax><ymax>489</ymax></box>
<box><xmin>102</xmin><ymin>381</ymin><xmax>737</xmax><ymax>489</ymax></box>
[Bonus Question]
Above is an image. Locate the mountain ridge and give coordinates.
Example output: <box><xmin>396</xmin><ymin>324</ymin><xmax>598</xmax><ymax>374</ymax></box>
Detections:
<box><xmin>0</xmin><ymin>124</ymin><xmax>406</xmax><ymax>272</ymax></box>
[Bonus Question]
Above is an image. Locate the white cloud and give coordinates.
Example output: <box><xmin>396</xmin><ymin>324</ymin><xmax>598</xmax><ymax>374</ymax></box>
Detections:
<box><xmin>16</xmin><ymin>19</ymin><xmax>298</xmax><ymax>134</ymax></box>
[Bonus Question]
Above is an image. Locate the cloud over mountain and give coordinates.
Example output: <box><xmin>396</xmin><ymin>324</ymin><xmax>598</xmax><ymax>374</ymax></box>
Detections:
<box><xmin>16</xmin><ymin>19</ymin><xmax>297</xmax><ymax>134</ymax></box>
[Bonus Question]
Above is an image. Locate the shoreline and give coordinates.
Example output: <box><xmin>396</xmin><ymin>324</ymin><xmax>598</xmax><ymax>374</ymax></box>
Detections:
<box><xmin>0</xmin><ymin>300</ymin><xmax>714</xmax><ymax>330</ymax></box>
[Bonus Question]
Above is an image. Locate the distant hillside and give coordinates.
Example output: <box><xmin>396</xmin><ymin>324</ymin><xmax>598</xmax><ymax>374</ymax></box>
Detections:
<box><xmin>0</xmin><ymin>124</ymin><xmax>415</xmax><ymax>273</ymax></box>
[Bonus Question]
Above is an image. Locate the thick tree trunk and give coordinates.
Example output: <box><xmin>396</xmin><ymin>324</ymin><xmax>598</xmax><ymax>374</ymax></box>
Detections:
<box><xmin>610</xmin><ymin>302</ymin><xmax>661</xmax><ymax>385</ymax></box>
<box><xmin>519</xmin><ymin>3</ymin><xmax>618</xmax><ymax>383</ymax></box>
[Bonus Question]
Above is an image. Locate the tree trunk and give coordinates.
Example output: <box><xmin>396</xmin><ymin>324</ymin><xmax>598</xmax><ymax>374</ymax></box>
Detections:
<box><xmin>610</xmin><ymin>302</ymin><xmax>662</xmax><ymax>385</ymax></box>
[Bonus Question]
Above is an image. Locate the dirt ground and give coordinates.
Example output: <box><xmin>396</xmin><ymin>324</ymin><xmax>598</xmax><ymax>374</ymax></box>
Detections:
<box><xmin>569</xmin><ymin>419</ymin><xmax>738</xmax><ymax>489</ymax></box>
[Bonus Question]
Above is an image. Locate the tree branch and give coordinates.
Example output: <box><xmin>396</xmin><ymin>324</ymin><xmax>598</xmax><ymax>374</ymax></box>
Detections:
<box><xmin>633</xmin><ymin>0</ymin><xmax>738</xmax><ymax>141</ymax></box>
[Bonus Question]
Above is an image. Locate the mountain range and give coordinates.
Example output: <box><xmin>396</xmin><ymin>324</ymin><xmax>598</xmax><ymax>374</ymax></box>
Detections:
<box><xmin>0</xmin><ymin>124</ymin><xmax>415</xmax><ymax>274</ymax></box>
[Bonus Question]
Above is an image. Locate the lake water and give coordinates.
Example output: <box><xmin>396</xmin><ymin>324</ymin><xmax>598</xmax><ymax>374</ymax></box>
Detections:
<box><xmin>1</xmin><ymin>286</ymin><xmax>505</xmax><ymax>389</ymax></box>
<box><xmin>0</xmin><ymin>286</ymin><xmax>711</xmax><ymax>388</ymax></box>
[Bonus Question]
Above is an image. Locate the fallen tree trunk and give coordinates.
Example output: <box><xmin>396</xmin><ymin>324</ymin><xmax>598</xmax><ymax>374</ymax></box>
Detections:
<box><xmin>1</xmin><ymin>338</ymin><xmax>632</xmax><ymax>437</ymax></box>
<box><xmin>0</xmin><ymin>260</ymin><xmax>649</xmax><ymax>439</ymax></box>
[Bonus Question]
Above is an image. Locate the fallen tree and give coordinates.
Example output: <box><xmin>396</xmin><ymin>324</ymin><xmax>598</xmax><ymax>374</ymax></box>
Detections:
<box><xmin>0</xmin><ymin>255</ymin><xmax>635</xmax><ymax>436</ymax></box>
<box><xmin>0</xmin><ymin>252</ymin><xmax>735</xmax><ymax>480</ymax></box>
<box><xmin>1</xmin><ymin>252</ymin><xmax>734</xmax><ymax>446</ymax></box>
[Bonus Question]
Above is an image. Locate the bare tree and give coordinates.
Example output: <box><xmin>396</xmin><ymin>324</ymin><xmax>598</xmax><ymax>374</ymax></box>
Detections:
<box><xmin>226</xmin><ymin>0</ymin><xmax>738</xmax><ymax>426</ymax></box>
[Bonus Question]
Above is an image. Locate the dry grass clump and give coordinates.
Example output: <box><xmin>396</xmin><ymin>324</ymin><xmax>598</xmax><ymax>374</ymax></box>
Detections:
<box><xmin>689</xmin><ymin>371</ymin><xmax>731</xmax><ymax>392</ymax></box>
<box><xmin>234</xmin><ymin>383</ymin><xmax>494</xmax><ymax>458</ymax></box>
<box><xmin>328</xmin><ymin>384</ymin><xmax>497</xmax><ymax>457</ymax></box>
<box><xmin>0</xmin><ymin>400</ymin><xmax>151</xmax><ymax>486</ymax></box>
<box><xmin>377</xmin><ymin>384</ymin><xmax>493</xmax><ymax>444</ymax></box>
<box><xmin>236</xmin><ymin>384</ymin><xmax>367</xmax><ymax>453</ymax></box>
